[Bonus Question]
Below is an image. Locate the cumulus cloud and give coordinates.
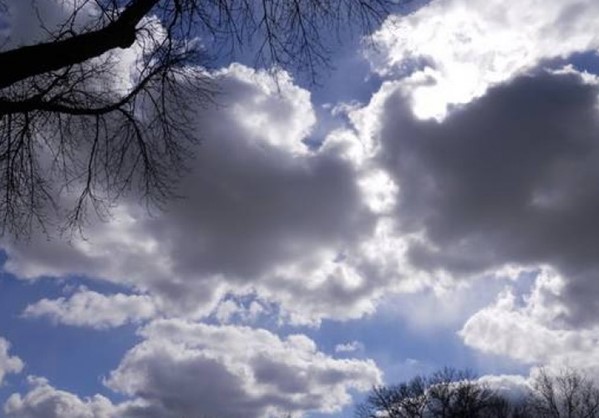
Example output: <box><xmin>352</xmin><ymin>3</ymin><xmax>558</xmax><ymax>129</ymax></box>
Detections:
<box><xmin>22</xmin><ymin>289</ymin><xmax>158</xmax><ymax>329</ymax></box>
<box><xmin>104</xmin><ymin>320</ymin><xmax>381</xmax><ymax>418</ymax></box>
<box><xmin>7</xmin><ymin>1</ymin><xmax>599</xmax><ymax>412</ymax></box>
<box><xmin>4</xmin><ymin>321</ymin><xmax>380</xmax><ymax>418</ymax></box>
<box><xmin>0</xmin><ymin>337</ymin><xmax>23</xmax><ymax>385</ymax></box>
<box><xmin>12</xmin><ymin>0</ymin><xmax>599</xmax><ymax>332</ymax></box>
<box><xmin>4</xmin><ymin>376</ymin><xmax>120</xmax><ymax>418</ymax></box>
<box><xmin>358</xmin><ymin>70</ymin><xmax>599</xmax><ymax>326</ymax></box>
<box><xmin>460</xmin><ymin>268</ymin><xmax>599</xmax><ymax>370</ymax></box>
<box><xmin>2</xmin><ymin>376</ymin><xmax>154</xmax><ymax>418</ymax></box>
<box><xmin>368</xmin><ymin>0</ymin><xmax>599</xmax><ymax>118</ymax></box>
<box><xmin>2</xmin><ymin>59</ymin><xmax>396</xmax><ymax>326</ymax></box>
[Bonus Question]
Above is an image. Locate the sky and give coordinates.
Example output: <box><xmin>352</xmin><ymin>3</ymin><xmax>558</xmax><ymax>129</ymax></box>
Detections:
<box><xmin>2</xmin><ymin>0</ymin><xmax>599</xmax><ymax>417</ymax></box>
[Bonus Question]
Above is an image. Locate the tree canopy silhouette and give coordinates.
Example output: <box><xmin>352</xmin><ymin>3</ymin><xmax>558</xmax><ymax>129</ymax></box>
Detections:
<box><xmin>0</xmin><ymin>0</ymin><xmax>392</xmax><ymax>237</ymax></box>
<box><xmin>356</xmin><ymin>367</ymin><xmax>599</xmax><ymax>418</ymax></box>
<box><xmin>356</xmin><ymin>368</ymin><xmax>513</xmax><ymax>418</ymax></box>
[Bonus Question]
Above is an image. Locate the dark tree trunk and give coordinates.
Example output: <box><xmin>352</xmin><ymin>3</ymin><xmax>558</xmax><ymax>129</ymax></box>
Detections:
<box><xmin>0</xmin><ymin>0</ymin><xmax>159</xmax><ymax>90</ymax></box>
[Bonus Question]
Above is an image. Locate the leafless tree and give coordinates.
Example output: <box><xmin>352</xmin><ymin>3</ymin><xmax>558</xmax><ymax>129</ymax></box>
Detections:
<box><xmin>426</xmin><ymin>368</ymin><xmax>504</xmax><ymax>418</ymax></box>
<box><xmin>356</xmin><ymin>368</ymin><xmax>514</xmax><ymax>418</ymax></box>
<box><xmin>0</xmin><ymin>0</ymin><xmax>393</xmax><ymax>237</ymax></box>
<box><xmin>356</xmin><ymin>376</ymin><xmax>428</xmax><ymax>418</ymax></box>
<box><xmin>528</xmin><ymin>368</ymin><xmax>599</xmax><ymax>418</ymax></box>
<box><xmin>356</xmin><ymin>367</ymin><xmax>599</xmax><ymax>418</ymax></box>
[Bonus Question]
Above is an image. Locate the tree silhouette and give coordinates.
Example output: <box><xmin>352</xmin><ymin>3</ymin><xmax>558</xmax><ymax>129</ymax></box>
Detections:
<box><xmin>353</xmin><ymin>367</ymin><xmax>599</xmax><ymax>418</ymax></box>
<box><xmin>356</xmin><ymin>368</ymin><xmax>512</xmax><ymax>418</ymax></box>
<box><xmin>0</xmin><ymin>0</ymin><xmax>391</xmax><ymax>236</ymax></box>
<box><xmin>528</xmin><ymin>368</ymin><xmax>599</xmax><ymax>418</ymax></box>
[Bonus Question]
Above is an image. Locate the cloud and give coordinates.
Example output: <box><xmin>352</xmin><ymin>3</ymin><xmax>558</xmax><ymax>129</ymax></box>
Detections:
<box><xmin>4</xmin><ymin>376</ymin><xmax>120</xmax><ymax>418</ymax></box>
<box><xmin>15</xmin><ymin>0</ymin><xmax>599</xmax><ymax>333</ymax></box>
<box><xmin>477</xmin><ymin>374</ymin><xmax>531</xmax><ymax>404</ymax></box>
<box><xmin>460</xmin><ymin>268</ymin><xmax>599</xmax><ymax>370</ymax></box>
<box><xmin>1</xmin><ymin>0</ymin><xmax>151</xmax><ymax>98</ymax></box>
<box><xmin>0</xmin><ymin>337</ymin><xmax>23</xmax><ymax>385</ymax></box>
<box><xmin>7</xmin><ymin>3</ymin><xmax>599</xmax><ymax>411</ymax></box>
<box><xmin>2</xmin><ymin>376</ymin><xmax>156</xmax><ymax>418</ymax></box>
<box><xmin>334</xmin><ymin>341</ymin><xmax>365</xmax><ymax>353</ymax></box>
<box><xmin>376</xmin><ymin>273</ymin><xmax>511</xmax><ymax>333</ymax></box>
<box><xmin>22</xmin><ymin>289</ymin><xmax>158</xmax><ymax>329</ymax></box>
<box><xmin>11</xmin><ymin>8</ymin><xmax>599</xmax><ymax>331</ymax></box>
<box><xmin>361</xmin><ymin>70</ymin><xmax>599</xmax><ymax>326</ymax></box>
<box><xmin>4</xmin><ymin>321</ymin><xmax>380</xmax><ymax>418</ymax></box>
<box><xmin>368</xmin><ymin>0</ymin><xmax>599</xmax><ymax>118</ymax></box>
<box><xmin>213</xmin><ymin>298</ymin><xmax>267</xmax><ymax>324</ymax></box>
<box><xmin>2</xmin><ymin>59</ymin><xmax>395</xmax><ymax>326</ymax></box>
<box><xmin>104</xmin><ymin>319</ymin><xmax>381</xmax><ymax>418</ymax></box>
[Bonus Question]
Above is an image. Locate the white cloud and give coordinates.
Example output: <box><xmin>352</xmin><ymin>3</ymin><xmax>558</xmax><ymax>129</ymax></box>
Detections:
<box><xmin>104</xmin><ymin>319</ymin><xmax>381</xmax><ymax>418</ymax></box>
<box><xmin>2</xmin><ymin>376</ymin><xmax>156</xmax><ymax>418</ymax></box>
<box><xmin>368</xmin><ymin>0</ymin><xmax>599</xmax><ymax>119</ymax></box>
<box><xmin>334</xmin><ymin>341</ymin><xmax>365</xmax><ymax>353</ymax></box>
<box><xmin>0</xmin><ymin>337</ymin><xmax>23</xmax><ymax>385</ymax></box>
<box><xmin>4</xmin><ymin>376</ymin><xmax>119</xmax><ymax>418</ymax></box>
<box><xmin>2</xmin><ymin>60</ymin><xmax>408</xmax><ymax>326</ymax></box>
<box><xmin>3</xmin><ymin>321</ymin><xmax>381</xmax><ymax>418</ymax></box>
<box><xmin>214</xmin><ymin>298</ymin><xmax>267</xmax><ymax>324</ymax></box>
<box><xmin>477</xmin><ymin>374</ymin><xmax>531</xmax><ymax>403</ymax></box>
<box><xmin>304</xmin><ymin>62</ymin><xmax>599</xmax><ymax>372</ymax></box>
<box><xmin>460</xmin><ymin>268</ymin><xmax>599</xmax><ymax>370</ymax></box>
<box><xmin>23</xmin><ymin>289</ymin><xmax>158</xmax><ymax>329</ymax></box>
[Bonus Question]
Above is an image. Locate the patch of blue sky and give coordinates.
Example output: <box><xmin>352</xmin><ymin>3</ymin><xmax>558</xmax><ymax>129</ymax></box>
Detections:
<box><xmin>0</xmin><ymin>258</ymin><xmax>140</xmax><ymax>402</ymax></box>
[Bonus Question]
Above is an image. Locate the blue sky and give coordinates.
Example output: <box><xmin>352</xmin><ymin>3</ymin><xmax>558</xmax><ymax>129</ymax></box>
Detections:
<box><xmin>3</xmin><ymin>0</ymin><xmax>599</xmax><ymax>417</ymax></box>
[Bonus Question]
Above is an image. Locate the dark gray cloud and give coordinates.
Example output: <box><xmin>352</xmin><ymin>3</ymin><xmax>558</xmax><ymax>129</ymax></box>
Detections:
<box><xmin>145</xmin><ymin>114</ymin><xmax>371</xmax><ymax>281</ymax></box>
<box><xmin>377</xmin><ymin>70</ymin><xmax>599</xmax><ymax>324</ymax></box>
<box><xmin>3</xmin><ymin>64</ymin><xmax>381</xmax><ymax>324</ymax></box>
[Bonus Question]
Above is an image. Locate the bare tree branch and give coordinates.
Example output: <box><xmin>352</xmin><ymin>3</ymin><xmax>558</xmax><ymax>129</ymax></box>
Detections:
<box><xmin>0</xmin><ymin>0</ymin><xmax>395</xmax><ymax>237</ymax></box>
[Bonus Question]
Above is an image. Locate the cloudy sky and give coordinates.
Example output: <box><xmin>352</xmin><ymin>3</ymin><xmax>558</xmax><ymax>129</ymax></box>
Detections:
<box><xmin>2</xmin><ymin>0</ymin><xmax>599</xmax><ymax>416</ymax></box>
